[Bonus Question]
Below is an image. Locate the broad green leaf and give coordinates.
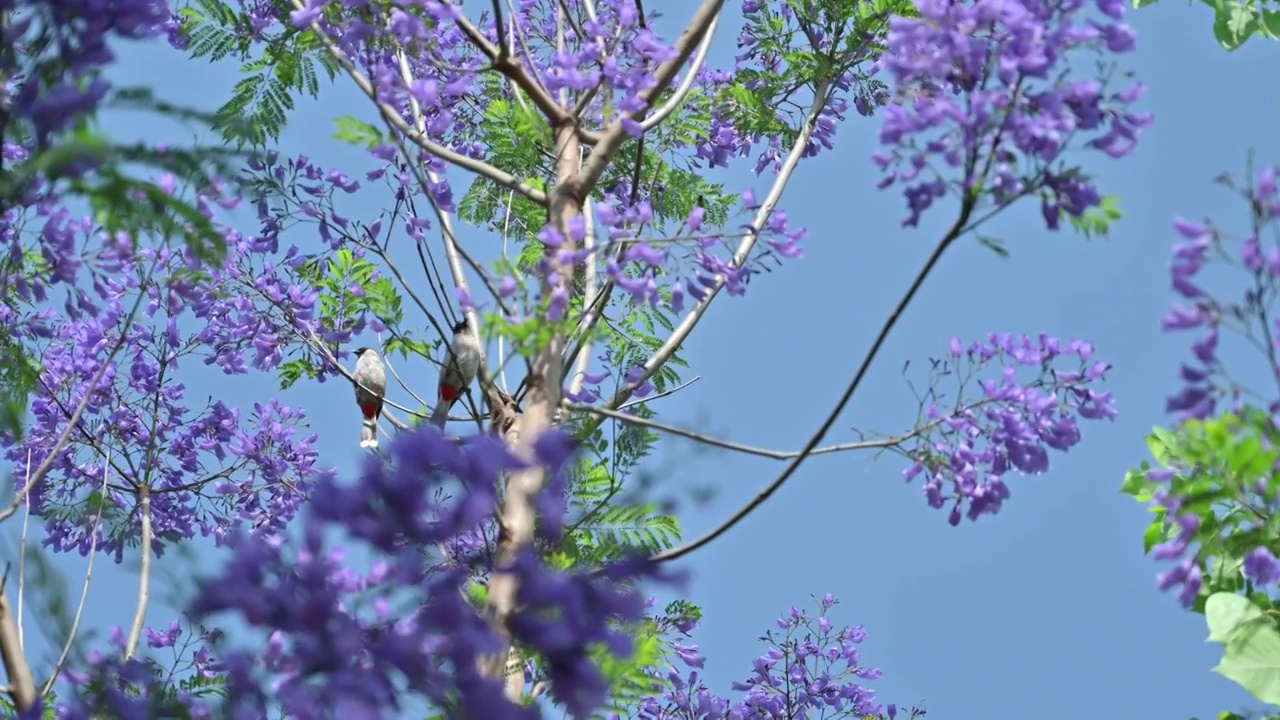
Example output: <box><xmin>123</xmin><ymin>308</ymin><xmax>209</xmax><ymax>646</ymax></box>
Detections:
<box><xmin>1207</xmin><ymin>592</ymin><xmax>1265</xmax><ymax>644</ymax></box>
<box><xmin>1211</xmin><ymin>0</ymin><xmax>1262</xmax><ymax>50</ymax></box>
<box><xmin>1264</xmin><ymin>9</ymin><xmax>1280</xmax><ymax>36</ymax></box>
<box><xmin>1212</xmin><ymin>616</ymin><xmax>1280</xmax><ymax>703</ymax></box>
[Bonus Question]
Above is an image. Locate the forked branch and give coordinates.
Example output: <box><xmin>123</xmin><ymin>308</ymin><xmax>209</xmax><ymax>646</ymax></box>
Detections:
<box><xmin>590</xmin><ymin>79</ymin><xmax>832</xmax><ymax>425</ymax></box>
<box><xmin>566</xmin><ymin>402</ymin><xmax>946</xmax><ymax>461</ymax></box>
<box><xmin>288</xmin><ymin>2</ymin><xmax>549</xmax><ymax>206</ymax></box>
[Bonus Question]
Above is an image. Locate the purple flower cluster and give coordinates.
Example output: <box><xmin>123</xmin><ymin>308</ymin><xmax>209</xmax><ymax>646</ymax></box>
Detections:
<box><xmin>50</xmin><ymin>620</ymin><xmax>227</xmax><ymax>719</ymax></box>
<box><xmin>1161</xmin><ymin>166</ymin><xmax>1280</xmax><ymax>424</ymax></box>
<box><xmin>636</xmin><ymin>594</ymin><xmax>908</xmax><ymax>719</ymax></box>
<box><xmin>1140</xmin><ymin>168</ymin><xmax>1280</xmax><ymax>606</ymax></box>
<box><xmin>2</xmin><ymin>0</ymin><xmax>177</xmax><ymax>147</ymax></box>
<box><xmin>1135</xmin><ymin>465</ymin><xmax>1204</xmax><ymax>607</ymax></box>
<box><xmin>2</xmin><ymin>174</ymin><xmax>324</xmax><ymax>558</ymax></box>
<box><xmin>901</xmin><ymin>333</ymin><xmax>1115</xmax><ymax>525</ymax></box>
<box><xmin>1</xmin><ymin>142</ymin><xmax>138</xmax><ymax>321</ymax></box>
<box><xmin>874</xmin><ymin>0</ymin><xmax>1150</xmax><ymax>226</ymax></box>
<box><xmin>53</xmin><ymin>656</ymin><xmax>214</xmax><ymax>719</ymax></box>
<box><xmin>691</xmin><ymin>0</ymin><xmax>883</xmax><ymax>172</ymax></box>
<box><xmin>183</xmin><ymin>426</ymin><xmax>678</xmax><ymax>718</ymax></box>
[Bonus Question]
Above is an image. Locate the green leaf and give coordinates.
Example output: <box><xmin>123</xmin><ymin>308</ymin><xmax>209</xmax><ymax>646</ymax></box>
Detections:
<box><xmin>1148</xmin><ymin>426</ymin><xmax>1178</xmax><ymax>465</ymax></box>
<box><xmin>975</xmin><ymin>234</ymin><xmax>1011</xmax><ymax>259</ymax></box>
<box><xmin>1263</xmin><ymin>9</ymin><xmax>1280</xmax><ymax>36</ymax></box>
<box><xmin>1206</xmin><ymin>593</ymin><xmax>1265</xmax><ymax>644</ymax></box>
<box><xmin>333</xmin><ymin>115</ymin><xmax>384</xmax><ymax>150</ymax></box>
<box><xmin>1067</xmin><ymin>195</ymin><xmax>1124</xmax><ymax>239</ymax></box>
<box><xmin>1210</xmin><ymin>611</ymin><xmax>1280</xmax><ymax>703</ymax></box>
<box><xmin>1120</xmin><ymin>467</ymin><xmax>1152</xmax><ymax>498</ymax></box>
<box><xmin>1211</xmin><ymin>0</ymin><xmax>1262</xmax><ymax>50</ymax></box>
<box><xmin>1142</xmin><ymin>519</ymin><xmax>1164</xmax><ymax>554</ymax></box>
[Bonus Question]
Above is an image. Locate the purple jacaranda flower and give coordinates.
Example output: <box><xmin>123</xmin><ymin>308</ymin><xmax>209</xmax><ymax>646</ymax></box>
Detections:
<box><xmin>900</xmin><ymin>333</ymin><xmax>1114</xmax><ymax>524</ymax></box>
<box><xmin>874</xmin><ymin>0</ymin><xmax>1148</xmax><ymax>227</ymax></box>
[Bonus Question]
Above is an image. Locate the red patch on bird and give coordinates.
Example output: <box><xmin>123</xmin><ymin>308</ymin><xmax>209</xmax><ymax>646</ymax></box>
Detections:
<box><xmin>360</xmin><ymin>401</ymin><xmax>379</xmax><ymax>419</ymax></box>
<box><xmin>440</xmin><ymin>384</ymin><xmax>462</xmax><ymax>403</ymax></box>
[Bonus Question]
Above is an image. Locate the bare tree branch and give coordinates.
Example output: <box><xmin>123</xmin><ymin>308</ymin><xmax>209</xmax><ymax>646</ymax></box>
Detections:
<box><xmin>567</xmin><ymin>198</ymin><xmax>601</xmax><ymax>397</ymax></box>
<box><xmin>0</xmin><ymin>572</ymin><xmax>34</xmax><ymax>711</ymax></box>
<box><xmin>497</xmin><ymin>190</ymin><xmax>517</xmax><ymax>393</ymax></box>
<box><xmin>489</xmin><ymin>0</ymin><xmax>508</xmax><ymax>58</ymax></box>
<box><xmin>450</xmin><ymin>3</ymin><xmax>570</xmax><ymax>126</ymax></box>
<box><xmin>592</xmin><ymin>79</ymin><xmax>831</xmax><ymax>423</ymax></box>
<box><xmin>566</xmin><ymin>402</ymin><xmax>942</xmax><ymax>461</ymax></box>
<box><xmin>574</xmin><ymin>9</ymin><xmax>720</xmax><ymax>145</ymax></box>
<box><xmin>651</xmin><ymin>199</ymin><xmax>975</xmax><ymax>564</ymax></box>
<box><xmin>390</xmin><ymin>48</ymin><xmax>509</xmax><ymax>431</ymax></box>
<box><xmin>376</xmin><ymin>331</ymin><xmax>431</xmax><ymax>411</ymax></box>
<box><xmin>123</xmin><ymin>485</ymin><xmax>152</xmax><ymax>659</ymax></box>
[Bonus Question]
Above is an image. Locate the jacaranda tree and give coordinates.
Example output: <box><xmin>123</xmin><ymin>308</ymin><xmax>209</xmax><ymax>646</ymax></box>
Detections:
<box><xmin>0</xmin><ymin>0</ymin><xmax>1149</xmax><ymax>716</ymax></box>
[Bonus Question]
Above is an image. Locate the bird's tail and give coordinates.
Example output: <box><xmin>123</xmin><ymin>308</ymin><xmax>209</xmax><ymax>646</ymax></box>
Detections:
<box><xmin>429</xmin><ymin>401</ymin><xmax>449</xmax><ymax>429</ymax></box>
<box><xmin>360</xmin><ymin>417</ymin><xmax>379</xmax><ymax>448</ymax></box>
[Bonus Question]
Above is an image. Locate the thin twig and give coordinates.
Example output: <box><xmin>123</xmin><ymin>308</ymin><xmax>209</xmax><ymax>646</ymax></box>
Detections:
<box><xmin>490</xmin><ymin>0</ymin><xmax>508</xmax><ymax>58</ymax></box>
<box><xmin>450</xmin><ymin>1</ymin><xmax>567</xmax><ymax>124</ymax></box>
<box><xmin>392</xmin><ymin>48</ymin><xmax>508</xmax><ymax>430</ymax></box>
<box><xmin>504</xmin><ymin>0</ymin><xmax>553</xmax><ymax>118</ymax></box>
<box><xmin>617</xmin><ymin>375</ymin><xmax>700</xmax><ymax>410</ymax></box>
<box><xmin>498</xmin><ymin>190</ymin><xmax>516</xmax><ymax>393</ymax></box>
<box><xmin>650</xmin><ymin>199</ymin><xmax>975</xmax><ymax>564</ymax></box>
<box><xmin>568</xmin><ymin>400</ymin><xmax>954</xmax><ymax>461</ymax></box>
<box><xmin>376</xmin><ymin>331</ymin><xmax>430</xmax><ymax>411</ymax></box>
<box><xmin>43</xmin><ymin>451</ymin><xmax>111</xmax><ymax>694</ymax></box>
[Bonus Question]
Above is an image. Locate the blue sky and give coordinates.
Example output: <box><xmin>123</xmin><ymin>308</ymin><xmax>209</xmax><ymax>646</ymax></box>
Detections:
<box><xmin>9</xmin><ymin>1</ymin><xmax>1280</xmax><ymax>718</ymax></box>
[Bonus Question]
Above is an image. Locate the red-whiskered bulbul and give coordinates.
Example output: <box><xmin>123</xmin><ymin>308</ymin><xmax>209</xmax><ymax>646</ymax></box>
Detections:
<box><xmin>429</xmin><ymin>318</ymin><xmax>481</xmax><ymax>429</ymax></box>
<box><xmin>352</xmin><ymin>347</ymin><xmax>386</xmax><ymax>448</ymax></box>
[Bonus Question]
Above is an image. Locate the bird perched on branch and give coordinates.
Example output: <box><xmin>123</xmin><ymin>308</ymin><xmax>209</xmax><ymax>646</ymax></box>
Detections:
<box><xmin>352</xmin><ymin>347</ymin><xmax>386</xmax><ymax>448</ymax></box>
<box><xmin>429</xmin><ymin>318</ymin><xmax>481</xmax><ymax>429</ymax></box>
